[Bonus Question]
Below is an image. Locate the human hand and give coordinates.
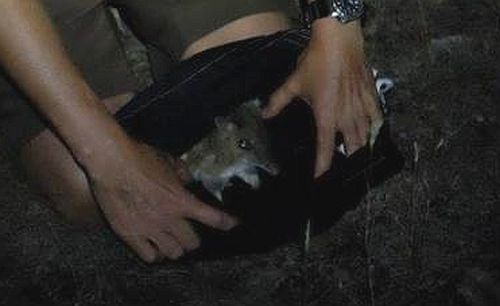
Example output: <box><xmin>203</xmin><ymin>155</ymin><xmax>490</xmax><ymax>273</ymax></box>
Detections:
<box><xmin>263</xmin><ymin>20</ymin><xmax>383</xmax><ymax>178</ymax></box>
<box><xmin>0</xmin><ymin>0</ymin><xmax>236</xmax><ymax>263</ymax></box>
<box><xmin>86</xmin><ymin>140</ymin><xmax>238</xmax><ymax>262</ymax></box>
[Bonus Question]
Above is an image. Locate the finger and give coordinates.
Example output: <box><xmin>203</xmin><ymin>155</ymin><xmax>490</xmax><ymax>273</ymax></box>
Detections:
<box><xmin>168</xmin><ymin>220</ymin><xmax>201</xmax><ymax>252</ymax></box>
<box><xmin>314</xmin><ymin>110</ymin><xmax>336</xmax><ymax>178</ymax></box>
<box><xmin>262</xmin><ymin>73</ymin><xmax>301</xmax><ymax>119</ymax></box>
<box><xmin>356</xmin><ymin>116</ymin><xmax>371</xmax><ymax>147</ymax></box>
<box><xmin>121</xmin><ymin>233</ymin><xmax>158</xmax><ymax>263</ymax></box>
<box><xmin>361</xmin><ymin>78</ymin><xmax>383</xmax><ymax>121</ymax></box>
<box><xmin>343</xmin><ymin>120</ymin><xmax>363</xmax><ymax>155</ymax></box>
<box><xmin>150</xmin><ymin>232</ymin><xmax>184</xmax><ymax>260</ymax></box>
<box><xmin>351</xmin><ymin>89</ymin><xmax>371</xmax><ymax>150</ymax></box>
<box><xmin>183</xmin><ymin>195</ymin><xmax>238</xmax><ymax>231</ymax></box>
<box><xmin>361</xmin><ymin>90</ymin><xmax>384</xmax><ymax>146</ymax></box>
<box><xmin>173</xmin><ymin>158</ymin><xmax>193</xmax><ymax>184</ymax></box>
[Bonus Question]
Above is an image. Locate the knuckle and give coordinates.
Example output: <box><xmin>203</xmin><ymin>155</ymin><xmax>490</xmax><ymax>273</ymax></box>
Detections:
<box><xmin>215</xmin><ymin>211</ymin><xmax>232</xmax><ymax>230</ymax></box>
<box><xmin>285</xmin><ymin>82</ymin><xmax>298</xmax><ymax>96</ymax></box>
<box><xmin>190</xmin><ymin>200</ymin><xmax>210</xmax><ymax>217</ymax></box>
<box><xmin>179</xmin><ymin>194</ymin><xmax>199</xmax><ymax>213</ymax></box>
<box><xmin>167</xmin><ymin>247</ymin><xmax>184</xmax><ymax>260</ymax></box>
<box><xmin>360</xmin><ymin>135</ymin><xmax>368</xmax><ymax>146</ymax></box>
<box><xmin>272</xmin><ymin>92</ymin><xmax>286</xmax><ymax>107</ymax></box>
<box><xmin>338</xmin><ymin>119</ymin><xmax>354</xmax><ymax>132</ymax></box>
<box><xmin>175</xmin><ymin>203</ymin><xmax>190</xmax><ymax>217</ymax></box>
<box><xmin>357</xmin><ymin>120</ymin><xmax>370</xmax><ymax>134</ymax></box>
<box><xmin>142</xmin><ymin>251</ymin><xmax>157</xmax><ymax>264</ymax></box>
<box><xmin>316</xmin><ymin>118</ymin><xmax>331</xmax><ymax>133</ymax></box>
<box><xmin>372</xmin><ymin>108</ymin><xmax>384</xmax><ymax>121</ymax></box>
<box><xmin>354</xmin><ymin>136</ymin><xmax>365</xmax><ymax>148</ymax></box>
<box><xmin>186</xmin><ymin>237</ymin><xmax>201</xmax><ymax>251</ymax></box>
<box><xmin>212</xmin><ymin>211</ymin><xmax>225</xmax><ymax>228</ymax></box>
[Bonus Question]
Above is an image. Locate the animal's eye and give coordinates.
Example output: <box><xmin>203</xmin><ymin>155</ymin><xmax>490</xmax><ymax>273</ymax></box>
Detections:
<box><xmin>238</xmin><ymin>139</ymin><xmax>253</xmax><ymax>150</ymax></box>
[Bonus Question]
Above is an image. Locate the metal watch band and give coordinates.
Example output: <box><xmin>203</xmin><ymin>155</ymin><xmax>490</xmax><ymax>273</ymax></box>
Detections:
<box><xmin>300</xmin><ymin>0</ymin><xmax>364</xmax><ymax>26</ymax></box>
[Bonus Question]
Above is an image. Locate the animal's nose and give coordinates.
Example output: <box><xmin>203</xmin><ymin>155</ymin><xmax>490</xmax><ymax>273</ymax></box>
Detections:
<box><xmin>263</xmin><ymin>162</ymin><xmax>280</xmax><ymax>176</ymax></box>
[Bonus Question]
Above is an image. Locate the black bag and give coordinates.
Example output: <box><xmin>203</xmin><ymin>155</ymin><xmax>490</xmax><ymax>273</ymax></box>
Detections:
<box><xmin>115</xmin><ymin>31</ymin><xmax>404</xmax><ymax>259</ymax></box>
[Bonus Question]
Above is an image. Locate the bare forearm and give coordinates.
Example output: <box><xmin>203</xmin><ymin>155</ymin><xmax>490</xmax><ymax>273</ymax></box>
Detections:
<box><xmin>0</xmin><ymin>0</ymin><xmax>238</xmax><ymax>262</ymax></box>
<box><xmin>266</xmin><ymin>0</ymin><xmax>376</xmax><ymax>176</ymax></box>
<box><xmin>0</xmin><ymin>0</ymin><xmax>130</xmax><ymax>168</ymax></box>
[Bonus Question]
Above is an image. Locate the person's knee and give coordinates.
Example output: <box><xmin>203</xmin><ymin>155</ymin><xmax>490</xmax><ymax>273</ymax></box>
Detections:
<box><xmin>48</xmin><ymin>174</ymin><xmax>103</xmax><ymax>226</ymax></box>
<box><xmin>20</xmin><ymin>130</ymin><xmax>104</xmax><ymax>226</ymax></box>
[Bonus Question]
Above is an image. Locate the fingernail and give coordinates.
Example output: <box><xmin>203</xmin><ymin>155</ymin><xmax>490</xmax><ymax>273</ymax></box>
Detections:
<box><xmin>314</xmin><ymin>164</ymin><xmax>322</xmax><ymax>178</ymax></box>
<box><xmin>170</xmin><ymin>249</ymin><xmax>184</xmax><ymax>260</ymax></box>
<box><xmin>223</xmin><ymin>214</ymin><xmax>239</xmax><ymax>230</ymax></box>
<box><xmin>314</xmin><ymin>163</ymin><xmax>330</xmax><ymax>179</ymax></box>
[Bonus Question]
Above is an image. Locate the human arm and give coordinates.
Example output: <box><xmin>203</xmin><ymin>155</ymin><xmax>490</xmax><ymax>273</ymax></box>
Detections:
<box><xmin>263</xmin><ymin>1</ymin><xmax>382</xmax><ymax>177</ymax></box>
<box><xmin>0</xmin><ymin>0</ymin><xmax>237</xmax><ymax>262</ymax></box>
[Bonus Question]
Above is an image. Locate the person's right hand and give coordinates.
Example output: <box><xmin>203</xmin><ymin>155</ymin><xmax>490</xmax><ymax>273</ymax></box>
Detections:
<box><xmin>86</xmin><ymin>140</ymin><xmax>238</xmax><ymax>262</ymax></box>
<box><xmin>0</xmin><ymin>0</ymin><xmax>237</xmax><ymax>263</ymax></box>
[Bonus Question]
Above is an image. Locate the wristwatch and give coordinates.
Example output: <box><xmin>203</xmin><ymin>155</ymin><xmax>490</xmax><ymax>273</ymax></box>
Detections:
<box><xmin>300</xmin><ymin>0</ymin><xmax>365</xmax><ymax>26</ymax></box>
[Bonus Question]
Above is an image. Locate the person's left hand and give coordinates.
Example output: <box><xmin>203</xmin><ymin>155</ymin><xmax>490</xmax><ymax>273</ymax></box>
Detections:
<box><xmin>262</xmin><ymin>20</ymin><xmax>383</xmax><ymax>178</ymax></box>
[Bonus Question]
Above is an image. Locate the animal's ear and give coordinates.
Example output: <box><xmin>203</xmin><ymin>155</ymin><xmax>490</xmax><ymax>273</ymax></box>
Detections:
<box><xmin>215</xmin><ymin>116</ymin><xmax>237</xmax><ymax>131</ymax></box>
<box><xmin>250</xmin><ymin>98</ymin><xmax>262</xmax><ymax>108</ymax></box>
<box><xmin>225</xmin><ymin>122</ymin><xmax>237</xmax><ymax>132</ymax></box>
<box><xmin>214</xmin><ymin>116</ymin><xmax>227</xmax><ymax>128</ymax></box>
<box><xmin>239</xmin><ymin>98</ymin><xmax>263</xmax><ymax>120</ymax></box>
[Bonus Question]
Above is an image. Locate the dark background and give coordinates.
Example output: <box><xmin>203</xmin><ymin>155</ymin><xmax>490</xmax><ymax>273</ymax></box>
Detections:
<box><xmin>1</xmin><ymin>0</ymin><xmax>499</xmax><ymax>305</ymax></box>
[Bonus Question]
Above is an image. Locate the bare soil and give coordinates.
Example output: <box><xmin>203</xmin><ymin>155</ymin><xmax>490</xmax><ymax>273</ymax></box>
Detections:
<box><xmin>1</xmin><ymin>1</ymin><xmax>499</xmax><ymax>305</ymax></box>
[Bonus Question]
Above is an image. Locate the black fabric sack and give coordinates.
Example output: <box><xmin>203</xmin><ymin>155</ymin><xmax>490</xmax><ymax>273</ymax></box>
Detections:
<box><xmin>115</xmin><ymin>30</ymin><xmax>404</xmax><ymax>259</ymax></box>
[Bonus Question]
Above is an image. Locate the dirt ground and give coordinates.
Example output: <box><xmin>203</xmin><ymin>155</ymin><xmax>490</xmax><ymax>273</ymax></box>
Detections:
<box><xmin>1</xmin><ymin>0</ymin><xmax>499</xmax><ymax>305</ymax></box>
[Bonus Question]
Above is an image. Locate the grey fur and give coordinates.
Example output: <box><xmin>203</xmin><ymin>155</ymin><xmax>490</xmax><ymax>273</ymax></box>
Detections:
<box><xmin>181</xmin><ymin>99</ymin><xmax>279</xmax><ymax>201</ymax></box>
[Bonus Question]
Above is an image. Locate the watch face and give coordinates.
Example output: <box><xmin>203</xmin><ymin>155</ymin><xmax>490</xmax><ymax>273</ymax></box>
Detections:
<box><xmin>302</xmin><ymin>0</ymin><xmax>364</xmax><ymax>25</ymax></box>
<box><xmin>333</xmin><ymin>0</ymin><xmax>364</xmax><ymax>23</ymax></box>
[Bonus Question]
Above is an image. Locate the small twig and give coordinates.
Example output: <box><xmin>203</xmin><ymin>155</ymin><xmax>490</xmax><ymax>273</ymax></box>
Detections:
<box><xmin>413</xmin><ymin>141</ymin><xmax>420</xmax><ymax>166</ymax></box>
<box><xmin>364</xmin><ymin>189</ymin><xmax>376</xmax><ymax>306</ymax></box>
<box><xmin>416</xmin><ymin>0</ymin><xmax>432</xmax><ymax>62</ymax></box>
<box><xmin>300</xmin><ymin>218</ymin><xmax>312</xmax><ymax>306</ymax></box>
<box><xmin>409</xmin><ymin>140</ymin><xmax>426</xmax><ymax>279</ymax></box>
<box><xmin>364</xmin><ymin>144</ymin><xmax>376</xmax><ymax>306</ymax></box>
<box><xmin>304</xmin><ymin>218</ymin><xmax>312</xmax><ymax>254</ymax></box>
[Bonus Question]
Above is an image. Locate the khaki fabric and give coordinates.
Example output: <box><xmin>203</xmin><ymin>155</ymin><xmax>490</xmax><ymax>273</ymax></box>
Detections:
<box><xmin>0</xmin><ymin>0</ymin><xmax>298</xmax><ymax>150</ymax></box>
<box><xmin>0</xmin><ymin>0</ymin><xmax>139</xmax><ymax>150</ymax></box>
<box><xmin>111</xmin><ymin>0</ymin><xmax>298</xmax><ymax>59</ymax></box>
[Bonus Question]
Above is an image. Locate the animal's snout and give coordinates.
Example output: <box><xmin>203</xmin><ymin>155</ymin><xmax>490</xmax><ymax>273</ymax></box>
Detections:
<box><xmin>259</xmin><ymin>161</ymin><xmax>280</xmax><ymax>176</ymax></box>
